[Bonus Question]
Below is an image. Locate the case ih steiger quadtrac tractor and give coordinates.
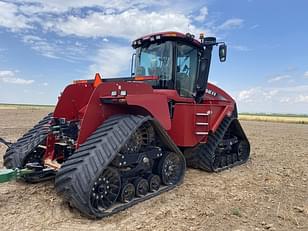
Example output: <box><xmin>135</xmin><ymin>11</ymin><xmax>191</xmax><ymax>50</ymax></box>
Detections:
<box><xmin>1</xmin><ymin>31</ymin><xmax>250</xmax><ymax>218</ymax></box>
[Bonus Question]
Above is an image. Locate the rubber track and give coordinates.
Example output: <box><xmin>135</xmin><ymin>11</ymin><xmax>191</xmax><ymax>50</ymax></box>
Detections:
<box><xmin>186</xmin><ymin>116</ymin><xmax>249</xmax><ymax>172</ymax></box>
<box><xmin>55</xmin><ymin>114</ymin><xmax>184</xmax><ymax>218</ymax></box>
<box><xmin>3</xmin><ymin>113</ymin><xmax>52</xmax><ymax>169</ymax></box>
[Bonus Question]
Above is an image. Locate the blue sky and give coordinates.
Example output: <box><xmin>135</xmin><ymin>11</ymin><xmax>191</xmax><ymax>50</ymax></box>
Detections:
<box><xmin>0</xmin><ymin>0</ymin><xmax>307</xmax><ymax>114</ymax></box>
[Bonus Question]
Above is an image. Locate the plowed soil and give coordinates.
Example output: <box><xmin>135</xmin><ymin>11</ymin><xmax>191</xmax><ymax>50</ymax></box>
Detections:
<box><xmin>0</xmin><ymin>108</ymin><xmax>307</xmax><ymax>231</ymax></box>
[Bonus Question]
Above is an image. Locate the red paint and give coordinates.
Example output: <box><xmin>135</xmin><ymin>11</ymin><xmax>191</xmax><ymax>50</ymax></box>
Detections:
<box><xmin>44</xmin><ymin>134</ymin><xmax>56</xmax><ymax>159</ymax></box>
<box><xmin>47</xmin><ymin>76</ymin><xmax>235</xmax><ymax>161</ymax></box>
<box><xmin>53</xmin><ymin>83</ymin><xmax>94</xmax><ymax>120</ymax></box>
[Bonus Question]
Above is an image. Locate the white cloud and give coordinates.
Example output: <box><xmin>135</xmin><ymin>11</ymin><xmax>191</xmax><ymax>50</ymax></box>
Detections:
<box><xmin>22</xmin><ymin>35</ymin><xmax>59</xmax><ymax>59</ymax></box>
<box><xmin>0</xmin><ymin>70</ymin><xmax>15</xmax><ymax>78</ymax></box>
<box><xmin>19</xmin><ymin>0</ymin><xmax>162</xmax><ymax>14</ymax></box>
<box><xmin>22</xmin><ymin>35</ymin><xmax>88</xmax><ymax>61</ymax></box>
<box><xmin>0</xmin><ymin>1</ymin><xmax>242</xmax><ymax>41</ymax></box>
<box><xmin>0</xmin><ymin>2</ymin><xmax>32</xmax><ymax>31</ymax></box>
<box><xmin>236</xmin><ymin>85</ymin><xmax>308</xmax><ymax>113</ymax></box>
<box><xmin>217</xmin><ymin>18</ymin><xmax>244</xmax><ymax>31</ymax></box>
<box><xmin>249</xmin><ymin>24</ymin><xmax>259</xmax><ymax>30</ymax></box>
<box><xmin>237</xmin><ymin>87</ymin><xmax>278</xmax><ymax>103</ymax></box>
<box><xmin>0</xmin><ymin>70</ymin><xmax>34</xmax><ymax>85</ymax></box>
<box><xmin>23</xmin><ymin>36</ymin><xmax>51</xmax><ymax>54</ymax></box>
<box><xmin>0</xmin><ymin>1</ymin><xmax>246</xmax><ymax>78</ymax></box>
<box><xmin>268</xmin><ymin>74</ymin><xmax>291</xmax><ymax>83</ymax></box>
<box><xmin>195</xmin><ymin>6</ymin><xmax>208</xmax><ymax>22</ymax></box>
<box><xmin>89</xmin><ymin>43</ymin><xmax>133</xmax><ymax>77</ymax></box>
<box><xmin>295</xmin><ymin>95</ymin><xmax>308</xmax><ymax>103</ymax></box>
<box><xmin>237</xmin><ymin>85</ymin><xmax>308</xmax><ymax>103</ymax></box>
<box><xmin>279</xmin><ymin>97</ymin><xmax>291</xmax><ymax>103</ymax></box>
<box><xmin>0</xmin><ymin>1</ymin><xmax>245</xmax><ymax>64</ymax></box>
<box><xmin>46</xmin><ymin>9</ymin><xmax>204</xmax><ymax>40</ymax></box>
<box><xmin>238</xmin><ymin>88</ymin><xmax>257</xmax><ymax>103</ymax></box>
<box><xmin>304</xmin><ymin>71</ymin><xmax>308</xmax><ymax>78</ymax></box>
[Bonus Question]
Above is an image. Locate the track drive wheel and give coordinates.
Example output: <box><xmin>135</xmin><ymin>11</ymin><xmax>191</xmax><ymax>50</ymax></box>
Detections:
<box><xmin>158</xmin><ymin>152</ymin><xmax>186</xmax><ymax>185</ymax></box>
<box><xmin>90</xmin><ymin>167</ymin><xmax>121</xmax><ymax>212</ymax></box>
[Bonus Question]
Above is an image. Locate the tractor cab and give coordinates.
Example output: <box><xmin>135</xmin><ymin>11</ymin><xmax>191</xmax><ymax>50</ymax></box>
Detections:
<box><xmin>132</xmin><ymin>32</ymin><xmax>227</xmax><ymax>102</ymax></box>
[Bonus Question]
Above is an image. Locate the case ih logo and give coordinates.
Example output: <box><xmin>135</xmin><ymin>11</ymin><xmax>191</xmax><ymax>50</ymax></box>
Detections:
<box><xmin>206</xmin><ymin>89</ymin><xmax>217</xmax><ymax>97</ymax></box>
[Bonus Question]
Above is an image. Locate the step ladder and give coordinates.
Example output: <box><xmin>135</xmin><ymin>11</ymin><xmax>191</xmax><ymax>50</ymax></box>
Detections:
<box><xmin>195</xmin><ymin>111</ymin><xmax>210</xmax><ymax>143</ymax></box>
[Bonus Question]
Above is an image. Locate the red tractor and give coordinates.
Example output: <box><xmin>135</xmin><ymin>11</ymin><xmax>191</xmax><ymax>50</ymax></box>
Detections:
<box><xmin>3</xmin><ymin>31</ymin><xmax>250</xmax><ymax>218</ymax></box>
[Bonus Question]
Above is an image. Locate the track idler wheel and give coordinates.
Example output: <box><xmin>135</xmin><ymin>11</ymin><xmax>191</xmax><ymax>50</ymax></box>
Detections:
<box><xmin>90</xmin><ymin>167</ymin><xmax>121</xmax><ymax>212</ymax></box>
<box><xmin>148</xmin><ymin>174</ymin><xmax>161</xmax><ymax>192</ymax></box>
<box><xmin>158</xmin><ymin>152</ymin><xmax>185</xmax><ymax>185</ymax></box>
<box><xmin>134</xmin><ymin>178</ymin><xmax>149</xmax><ymax>197</ymax></box>
<box><xmin>119</xmin><ymin>183</ymin><xmax>135</xmax><ymax>203</ymax></box>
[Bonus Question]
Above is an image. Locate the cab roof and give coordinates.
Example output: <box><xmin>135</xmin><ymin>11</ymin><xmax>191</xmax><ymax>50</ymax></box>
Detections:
<box><xmin>132</xmin><ymin>31</ymin><xmax>203</xmax><ymax>49</ymax></box>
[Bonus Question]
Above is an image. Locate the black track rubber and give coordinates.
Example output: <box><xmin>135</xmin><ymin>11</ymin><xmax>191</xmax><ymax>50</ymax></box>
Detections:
<box><xmin>0</xmin><ymin>137</ymin><xmax>12</xmax><ymax>147</ymax></box>
<box><xmin>186</xmin><ymin>115</ymin><xmax>250</xmax><ymax>172</ymax></box>
<box><xmin>3</xmin><ymin>113</ymin><xmax>52</xmax><ymax>169</ymax></box>
<box><xmin>55</xmin><ymin>114</ymin><xmax>185</xmax><ymax>218</ymax></box>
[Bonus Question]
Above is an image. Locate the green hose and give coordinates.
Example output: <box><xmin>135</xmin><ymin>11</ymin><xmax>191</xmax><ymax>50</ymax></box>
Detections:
<box><xmin>0</xmin><ymin>168</ymin><xmax>33</xmax><ymax>183</ymax></box>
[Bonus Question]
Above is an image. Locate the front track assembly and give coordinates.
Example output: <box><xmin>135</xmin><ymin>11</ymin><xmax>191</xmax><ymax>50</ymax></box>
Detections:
<box><xmin>55</xmin><ymin>115</ymin><xmax>186</xmax><ymax>218</ymax></box>
<box><xmin>186</xmin><ymin>113</ymin><xmax>250</xmax><ymax>172</ymax></box>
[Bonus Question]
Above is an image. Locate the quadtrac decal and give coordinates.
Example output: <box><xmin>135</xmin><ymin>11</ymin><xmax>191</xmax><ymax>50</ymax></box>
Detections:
<box><xmin>205</xmin><ymin>88</ymin><xmax>217</xmax><ymax>97</ymax></box>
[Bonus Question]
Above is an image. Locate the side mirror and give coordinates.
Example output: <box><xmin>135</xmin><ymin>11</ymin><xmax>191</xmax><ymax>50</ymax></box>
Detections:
<box><xmin>219</xmin><ymin>44</ymin><xmax>227</xmax><ymax>62</ymax></box>
<box><xmin>130</xmin><ymin>53</ymin><xmax>136</xmax><ymax>77</ymax></box>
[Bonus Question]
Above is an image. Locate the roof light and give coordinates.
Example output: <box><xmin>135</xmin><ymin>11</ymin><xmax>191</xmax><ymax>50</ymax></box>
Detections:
<box><xmin>137</xmin><ymin>40</ymin><xmax>142</xmax><ymax>45</ymax></box>
<box><xmin>73</xmin><ymin>80</ymin><xmax>89</xmax><ymax>84</ymax></box>
<box><xmin>155</xmin><ymin>35</ymin><xmax>161</xmax><ymax>40</ymax></box>
<box><xmin>164</xmin><ymin>33</ymin><xmax>177</xmax><ymax>37</ymax></box>
<box><xmin>150</xmin><ymin>36</ymin><xmax>155</xmax><ymax>42</ymax></box>
<box><xmin>134</xmin><ymin>76</ymin><xmax>159</xmax><ymax>81</ymax></box>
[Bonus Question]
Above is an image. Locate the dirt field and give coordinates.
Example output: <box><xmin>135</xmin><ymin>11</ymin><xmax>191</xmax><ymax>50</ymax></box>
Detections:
<box><xmin>0</xmin><ymin>108</ymin><xmax>307</xmax><ymax>231</ymax></box>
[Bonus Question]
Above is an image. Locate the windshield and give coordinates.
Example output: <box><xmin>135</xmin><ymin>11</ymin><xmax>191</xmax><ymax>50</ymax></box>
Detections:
<box><xmin>135</xmin><ymin>41</ymin><xmax>173</xmax><ymax>89</ymax></box>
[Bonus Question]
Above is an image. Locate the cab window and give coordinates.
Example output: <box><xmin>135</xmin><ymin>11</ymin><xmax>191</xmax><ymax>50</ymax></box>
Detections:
<box><xmin>176</xmin><ymin>43</ymin><xmax>198</xmax><ymax>97</ymax></box>
<box><xmin>135</xmin><ymin>41</ymin><xmax>173</xmax><ymax>89</ymax></box>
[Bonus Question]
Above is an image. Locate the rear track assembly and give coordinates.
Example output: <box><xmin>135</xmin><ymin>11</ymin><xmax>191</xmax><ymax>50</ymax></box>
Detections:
<box><xmin>3</xmin><ymin>113</ymin><xmax>54</xmax><ymax>182</ymax></box>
